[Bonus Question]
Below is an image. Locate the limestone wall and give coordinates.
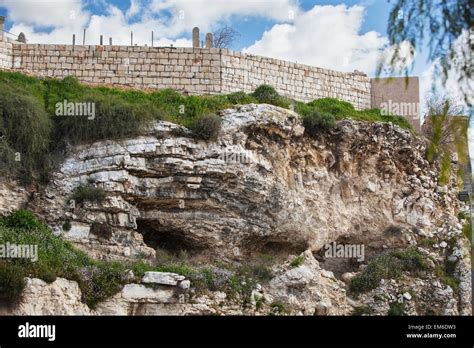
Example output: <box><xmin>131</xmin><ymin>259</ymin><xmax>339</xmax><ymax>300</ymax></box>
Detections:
<box><xmin>11</xmin><ymin>44</ymin><xmax>221</xmax><ymax>93</ymax></box>
<box><xmin>0</xmin><ymin>40</ymin><xmax>12</xmax><ymax>69</ymax></box>
<box><xmin>7</xmin><ymin>42</ymin><xmax>371</xmax><ymax>110</ymax></box>
<box><xmin>221</xmin><ymin>49</ymin><xmax>371</xmax><ymax>110</ymax></box>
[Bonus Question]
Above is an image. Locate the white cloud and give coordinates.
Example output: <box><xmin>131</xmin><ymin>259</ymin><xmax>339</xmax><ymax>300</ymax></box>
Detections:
<box><xmin>1</xmin><ymin>0</ymin><xmax>191</xmax><ymax>46</ymax></box>
<box><xmin>0</xmin><ymin>0</ymin><xmax>88</xmax><ymax>28</ymax></box>
<box><xmin>0</xmin><ymin>0</ymin><xmax>300</xmax><ymax>46</ymax></box>
<box><xmin>243</xmin><ymin>5</ymin><xmax>388</xmax><ymax>74</ymax></box>
<box><xmin>149</xmin><ymin>0</ymin><xmax>300</xmax><ymax>35</ymax></box>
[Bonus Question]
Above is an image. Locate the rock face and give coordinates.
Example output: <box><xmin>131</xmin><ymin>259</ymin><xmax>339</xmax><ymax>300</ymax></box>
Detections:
<box><xmin>0</xmin><ymin>278</ymin><xmax>92</xmax><ymax>315</ymax></box>
<box><xmin>1</xmin><ymin>103</ymin><xmax>471</xmax><ymax>315</ymax></box>
<box><xmin>267</xmin><ymin>250</ymin><xmax>351</xmax><ymax>315</ymax></box>
<box><xmin>0</xmin><ymin>180</ymin><xmax>29</xmax><ymax>216</ymax></box>
<box><xmin>29</xmin><ymin>104</ymin><xmax>461</xmax><ymax>261</ymax></box>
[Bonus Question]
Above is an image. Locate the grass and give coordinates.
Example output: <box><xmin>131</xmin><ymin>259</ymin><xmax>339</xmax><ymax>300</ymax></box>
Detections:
<box><xmin>252</xmin><ymin>84</ymin><xmax>290</xmax><ymax>108</ymax></box>
<box><xmin>70</xmin><ymin>183</ymin><xmax>106</xmax><ymax>205</ymax></box>
<box><xmin>349</xmin><ymin>248</ymin><xmax>427</xmax><ymax>295</ymax></box>
<box><xmin>294</xmin><ymin>97</ymin><xmax>412</xmax><ymax>130</ymax></box>
<box><xmin>0</xmin><ymin>71</ymin><xmax>413</xmax><ymax>183</ymax></box>
<box><xmin>351</xmin><ymin>305</ymin><xmax>373</xmax><ymax>316</ymax></box>
<box><xmin>388</xmin><ymin>301</ymin><xmax>406</xmax><ymax>316</ymax></box>
<box><xmin>270</xmin><ymin>301</ymin><xmax>287</xmax><ymax>315</ymax></box>
<box><xmin>462</xmin><ymin>221</ymin><xmax>472</xmax><ymax>243</ymax></box>
<box><xmin>0</xmin><ymin>262</ymin><xmax>26</xmax><ymax>305</ymax></box>
<box><xmin>189</xmin><ymin>114</ymin><xmax>222</xmax><ymax>141</ymax></box>
<box><xmin>302</xmin><ymin>110</ymin><xmax>336</xmax><ymax>137</ymax></box>
<box><xmin>434</xmin><ymin>261</ymin><xmax>460</xmax><ymax>293</ymax></box>
<box><xmin>0</xmin><ymin>209</ymin><xmax>272</xmax><ymax>308</ymax></box>
<box><xmin>290</xmin><ymin>254</ymin><xmax>305</xmax><ymax>268</ymax></box>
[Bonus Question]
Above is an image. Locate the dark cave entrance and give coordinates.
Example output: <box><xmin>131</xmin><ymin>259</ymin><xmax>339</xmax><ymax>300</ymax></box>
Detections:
<box><xmin>136</xmin><ymin>219</ymin><xmax>199</xmax><ymax>256</ymax></box>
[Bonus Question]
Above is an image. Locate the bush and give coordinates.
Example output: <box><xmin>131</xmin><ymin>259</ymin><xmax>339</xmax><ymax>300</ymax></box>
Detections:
<box><xmin>388</xmin><ymin>301</ymin><xmax>406</xmax><ymax>316</ymax></box>
<box><xmin>303</xmin><ymin>97</ymin><xmax>412</xmax><ymax>130</ymax></box>
<box><xmin>90</xmin><ymin>222</ymin><xmax>113</xmax><ymax>240</ymax></box>
<box><xmin>76</xmin><ymin>262</ymin><xmax>126</xmax><ymax>309</ymax></box>
<box><xmin>53</xmin><ymin>94</ymin><xmax>156</xmax><ymax>146</ymax></box>
<box><xmin>303</xmin><ymin>111</ymin><xmax>336</xmax><ymax>136</ymax></box>
<box><xmin>0</xmin><ymin>262</ymin><xmax>26</xmax><ymax>304</ymax></box>
<box><xmin>462</xmin><ymin>222</ymin><xmax>472</xmax><ymax>242</ymax></box>
<box><xmin>62</xmin><ymin>220</ymin><xmax>72</xmax><ymax>232</ymax></box>
<box><xmin>350</xmin><ymin>248</ymin><xmax>427</xmax><ymax>295</ymax></box>
<box><xmin>1</xmin><ymin>209</ymin><xmax>45</xmax><ymax>231</ymax></box>
<box><xmin>38</xmin><ymin>269</ymin><xmax>57</xmax><ymax>284</ymax></box>
<box><xmin>252</xmin><ymin>85</ymin><xmax>289</xmax><ymax>108</ymax></box>
<box><xmin>270</xmin><ymin>301</ymin><xmax>287</xmax><ymax>315</ymax></box>
<box><xmin>190</xmin><ymin>114</ymin><xmax>222</xmax><ymax>141</ymax></box>
<box><xmin>0</xmin><ymin>86</ymin><xmax>52</xmax><ymax>179</ymax></box>
<box><xmin>290</xmin><ymin>254</ymin><xmax>305</xmax><ymax>268</ymax></box>
<box><xmin>0</xmin><ymin>210</ymin><xmax>127</xmax><ymax>307</ymax></box>
<box><xmin>70</xmin><ymin>184</ymin><xmax>106</xmax><ymax>205</ymax></box>
<box><xmin>226</xmin><ymin>91</ymin><xmax>257</xmax><ymax>105</ymax></box>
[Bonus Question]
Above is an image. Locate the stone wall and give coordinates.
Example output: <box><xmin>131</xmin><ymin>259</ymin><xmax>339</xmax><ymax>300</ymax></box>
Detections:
<box><xmin>11</xmin><ymin>44</ymin><xmax>221</xmax><ymax>93</ymax></box>
<box><xmin>221</xmin><ymin>49</ymin><xmax>371</xmax><ymax>110</ymax></box>
<box><xmin>5</xmin><ymin>41</ymin><xmax>371</xmax><ymax>110</ymax></box>
<box><xmin>0</xmin><ymin>40</ymin><xmax>12</xmax><ymax>69</ymax></box>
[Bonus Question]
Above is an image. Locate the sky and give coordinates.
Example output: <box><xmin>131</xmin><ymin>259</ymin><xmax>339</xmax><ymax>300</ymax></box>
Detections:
<box><xmin>0</xmin><ymin>1</ymin><xmax>469</xmax><ymax>123</ymax></box>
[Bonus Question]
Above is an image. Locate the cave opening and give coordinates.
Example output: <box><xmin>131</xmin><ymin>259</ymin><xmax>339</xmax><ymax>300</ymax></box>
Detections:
<box><xmin>136</xmin><ymin>219</ymin><xmax>200</xmax><ymax>256</ymax></box>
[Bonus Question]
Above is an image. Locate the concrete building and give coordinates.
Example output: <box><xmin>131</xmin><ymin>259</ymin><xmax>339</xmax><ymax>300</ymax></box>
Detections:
<box><xmin>370</xmin><ymin>77</ymin><xmax>421</xmax><ymax>131</ymax></box>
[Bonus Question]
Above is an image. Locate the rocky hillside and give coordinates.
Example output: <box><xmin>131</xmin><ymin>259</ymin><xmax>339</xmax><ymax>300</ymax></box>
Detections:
<box><xmin>0</xmin><ymin>104</ymin><xmax>471</xmax><ymax>315</ymax></box>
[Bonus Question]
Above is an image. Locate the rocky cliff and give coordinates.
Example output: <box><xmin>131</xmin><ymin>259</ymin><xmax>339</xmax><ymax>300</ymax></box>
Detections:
<box><xmin>1</xmin><ymin>104</ymin><xmax>471</xmax><ymax>315</ymax></box>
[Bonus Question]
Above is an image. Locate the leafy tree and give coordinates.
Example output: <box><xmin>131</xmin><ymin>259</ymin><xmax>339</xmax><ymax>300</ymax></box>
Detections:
<box><xmin>383</xmin><ymin>0</ymin><xmax>472</xmax><ymax>106</ymax></box>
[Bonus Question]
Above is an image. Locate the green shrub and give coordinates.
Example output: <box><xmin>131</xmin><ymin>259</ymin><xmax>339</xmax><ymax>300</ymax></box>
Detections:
<box><xmin>1</xmin><ymin>209</ymin><xmax>45</xmax><ymax>231</ymax></box>
<box><xmin>76</xmin><ymin>262</ymin><xmax>126</xmax><ymax>308</ymax></box>
<box><xmin>89</xmin><ymin>222</ymin><xmax>113</xmax><ymax>240</ymax></box>
<box><xmin>434</xmin><ymin>264</ymin><xmax>460</xmax><ymax>293</ymax></box>
<box><xmin>0</xmin><ymin>86</ymin><xmax>52</xmax><ymax>180</ymax></box>
<box><xmin>350</xmin><ymin>248</ymin><xmax>427</xmax><ymax>295</ymax></box>
<box><xmin>252</xmin><ymin>85</ymin><xmax>289</xmax><ymax>108</ymax></box>
<box><xmin>226</xmin><ymin>91</ymin><xmax>257</xmax><ymax>105</ymax></box>
<box><xmin>62</xmin><ymin>221</ymin><xmax>72</xmax><ymax>232</ymax></box>
<box><xmin>38</xmin><ymin>269</ymin><xmax>57</xmax><ymax>284</ymax></box>
<box><xmin>388</xmin><ymin>301</ymin><xmax>406</xmax><ymax>316</ymax></box>
<box><xmin>307</xmin><ymin>98</ymin><xmax>356</xmax><ymax>118</ymax></box>
<box><xmin>0</xmin><ymin>262</ymin><xmax>26</xmax><ymax>304</ymax></box>
<box><xmin>462</xmin><ymin>222</ymin><xmax>472</xmax><ymax>242</ymax></box>
<box><xmin>305</xmin><ymin>98</ymin><xmax>412</xmax><ymax>130</ymax></box>
<box><xmin>270</xmin><ymin>301</ymin><xmax>287</xmax><ymax>315</ymax></box>
<box><xmin>70</xmin><ymin>184</ymin><xmax>106</xmax><ymax>205</ymax></box>
<box><xmin>290</xmin><ymin>254</ymin><xmax>305</xmax><ymax>268</ymax></box>
<box><xmin>303</xmin><ymin>111</ymin><xmax>336</xmax><ymax>136</ymax></box>
<box><xmin>53</xmin><ymin>94</ymin><xmax>156</xmax><ymax>146</ymax></box>
<box><xmin>190</xmin><ymin>114</ymin><xmax>222</xmax><ymax>141</ymax></box>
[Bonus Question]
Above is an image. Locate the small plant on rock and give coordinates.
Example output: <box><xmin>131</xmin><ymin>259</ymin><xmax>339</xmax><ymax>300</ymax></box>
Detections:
<box><xmin>190</xmin><ymin>114</ymin><xmax>222</xmax><ymax>141</ymax></box>
<box><xmin>290</xmin><ymin>254</ymin><xmax>305</xmax><ymax>268</ymax></box>
<box><xmin>70</xmin><ymin>183</ymin><xmax>106</xmax><ymax>205</ymax></box>
<box><xmin>303</xmin><ymin>110</ymin><xmax>336</xmax><ymax>137</ymax></box>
